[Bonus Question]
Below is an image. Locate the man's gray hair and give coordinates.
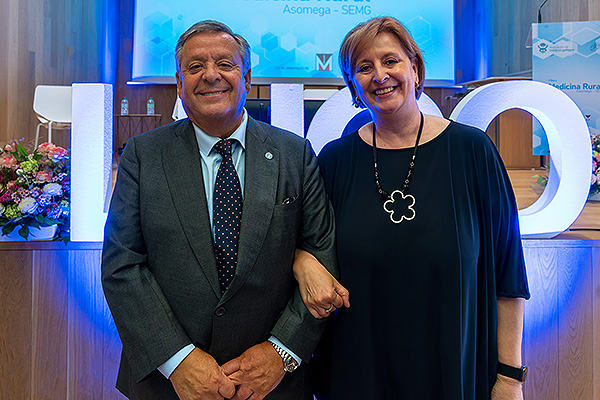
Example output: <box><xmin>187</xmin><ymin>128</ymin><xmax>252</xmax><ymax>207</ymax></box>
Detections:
<box><xmin>175</xmin><ymin>20</ymin><xmax>251</xmax><ymax>74</ymax></box>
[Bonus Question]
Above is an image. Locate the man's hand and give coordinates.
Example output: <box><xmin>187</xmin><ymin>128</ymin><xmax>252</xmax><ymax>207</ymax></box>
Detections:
<box><xmin>491</xmin><ymin>374</ymin><xmax>523</xmax><ymax>400</ymax></box>
<box><xmin>221</xmin><ymin>342</ymin><xmax>286</xmax><ymax>400</ymax></box>
<box><xmin>169</xmin><ymin>348</ymin><xmax>236</xmax><ymax>400</ymax></box>
<box><xmin>294</xmin><ymin>250</ymin><xmax>350</xmax><ymax>319</ymax></box>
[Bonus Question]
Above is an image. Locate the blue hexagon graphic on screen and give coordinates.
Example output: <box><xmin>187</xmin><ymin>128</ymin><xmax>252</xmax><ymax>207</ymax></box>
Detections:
<box><xmin>261</xmin><ymin>33</ymin><xmax>279</xmax><ymax>52</ymax></box>
<box><xmin>407</xmin><ymin>17</ymin><xmax>432</xmax><ymax>45</ymax></box>
<box><xmin>139</xmin><ymin>11</ymin><xmax>176</xmax><ymax>76</ymax></box>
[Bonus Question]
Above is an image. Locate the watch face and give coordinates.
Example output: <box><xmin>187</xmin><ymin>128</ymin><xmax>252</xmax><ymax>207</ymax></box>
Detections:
<box><xmin>284</xmin><ymin>358</ymin><xmax>299</xmax><ymax>372</ymax></box>
<box><xmin>270</xmin><ymin>342</ymin><xmax>299</xmax><ymax>372</ymax></box>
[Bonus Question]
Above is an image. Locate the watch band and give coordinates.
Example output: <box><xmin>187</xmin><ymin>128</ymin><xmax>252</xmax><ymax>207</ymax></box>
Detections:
<box><xmin>497</xmin><ymin>362</ymin><xmax>528</xmax><ymax>382</ymax></box>
<box><xmin>270</xmin><ymin>342</ymin><xmax>300</xmax><ymax>372</ymax></box>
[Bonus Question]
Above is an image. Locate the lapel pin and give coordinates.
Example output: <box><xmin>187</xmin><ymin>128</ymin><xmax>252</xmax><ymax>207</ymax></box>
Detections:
<box><xmin>265</xmin><ymin>152</ymin><xmax>273</xmax><ymax>160</ymax></box>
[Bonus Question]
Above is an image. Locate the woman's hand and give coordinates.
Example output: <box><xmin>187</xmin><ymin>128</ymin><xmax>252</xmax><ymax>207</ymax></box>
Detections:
<box><xmin>293</xmin><ymin>249</ymin><xmax>350</xmax><ymax>319</ymax></box>
<box><xmin>490</xmin><ymin>374</ymin><xmax>523</xmax><ymax>400</ymax></box>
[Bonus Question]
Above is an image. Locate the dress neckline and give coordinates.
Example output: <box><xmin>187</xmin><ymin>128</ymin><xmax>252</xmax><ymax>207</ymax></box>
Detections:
<box><xmin>355</xmin><ymin>120</ymin><xmax>454</xmax><ymax>152</ymax></box>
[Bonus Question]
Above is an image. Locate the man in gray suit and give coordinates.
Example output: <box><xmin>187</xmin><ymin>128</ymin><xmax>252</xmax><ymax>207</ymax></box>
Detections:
<box><xmin>102</xmin><ymin>20</ymin><xmax>338</xmax><ymax>400</ymax></box>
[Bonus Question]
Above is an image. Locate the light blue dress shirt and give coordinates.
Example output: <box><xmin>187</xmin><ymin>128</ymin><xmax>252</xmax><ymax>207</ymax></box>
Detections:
<box><xmin>158</xmin><ymin>110</ymin><xmax>301</xmax><ymax>378</ymax></box>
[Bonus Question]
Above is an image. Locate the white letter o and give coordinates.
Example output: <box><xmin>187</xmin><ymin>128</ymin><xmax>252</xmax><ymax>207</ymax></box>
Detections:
<box><xmin>450</xmin><ymin>81</ymin><xmax>591</xmax><ymax>238</ymax></box>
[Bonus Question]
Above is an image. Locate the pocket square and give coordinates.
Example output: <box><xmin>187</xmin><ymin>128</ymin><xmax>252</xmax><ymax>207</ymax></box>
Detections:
<box><xmin>282</xmin><ymin>196</ymin><xmax>297</xmax><ymax>205</ymax></box>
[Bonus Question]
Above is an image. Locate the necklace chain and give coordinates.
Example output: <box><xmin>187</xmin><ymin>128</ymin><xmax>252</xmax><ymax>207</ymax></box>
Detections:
<box><xmin>372</xmin><ymin>112</ymin><xmax>424</xmax><ymax>200</ymax></box>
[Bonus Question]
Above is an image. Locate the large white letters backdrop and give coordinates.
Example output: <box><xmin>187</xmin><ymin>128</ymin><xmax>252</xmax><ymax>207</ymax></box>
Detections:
<box><xmin>71</xmin><ymin>83</ymin><xmax>112</xmax><ymax>242</ymax></box>
<box><xmin>72</xmin><ymin>81</ymin><xmax>590</xmax><ymax>240</ymax></box>
<box><xmin>450</xmin><ymin>81</ymin><xmax>591</xmax><ymax>238</ymax></box>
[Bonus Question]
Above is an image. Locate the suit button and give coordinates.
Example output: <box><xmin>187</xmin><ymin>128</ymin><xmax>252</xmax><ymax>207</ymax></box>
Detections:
<box><xmin>215</xmin><ymin>307</ymin><xmax>226</xmax><ymax>316</ymax></box>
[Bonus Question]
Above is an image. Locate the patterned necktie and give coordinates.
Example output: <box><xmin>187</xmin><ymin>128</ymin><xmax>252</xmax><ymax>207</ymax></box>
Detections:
<box><xmin>213</xmin><ymin>139</ymin><xmax>242</xmax><ymax>293</ymax></box>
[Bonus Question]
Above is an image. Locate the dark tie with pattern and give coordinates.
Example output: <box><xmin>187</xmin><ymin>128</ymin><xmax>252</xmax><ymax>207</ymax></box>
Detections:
<box><xmin>213</xmin><ymin>139</ymin><xmax>242</xmax><ymax>293</ymax></box>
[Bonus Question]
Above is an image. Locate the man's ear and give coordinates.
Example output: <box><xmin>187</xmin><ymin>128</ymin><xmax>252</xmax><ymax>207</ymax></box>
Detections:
<box><xmin>244</xmin><ymin>69</ymin><xmax>251</xmax><ymax>93</ymax></box>
<box><xmin>175</xmin><ymin>72</ymin><xmax>183</xmax><ymax>97</ymax></box>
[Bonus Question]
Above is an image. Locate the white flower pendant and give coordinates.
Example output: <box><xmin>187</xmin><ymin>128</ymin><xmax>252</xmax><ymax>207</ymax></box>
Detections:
<box><xmin>383</xmin><ymin>190</ymin><xmax>416</xmax><ymax>224</ymax></box>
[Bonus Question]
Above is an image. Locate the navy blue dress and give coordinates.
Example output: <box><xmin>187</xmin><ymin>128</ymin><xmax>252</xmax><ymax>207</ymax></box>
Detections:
<box><xmin>316</xmin><ymin>121</ymin><xmax>530</xmax><ymax>400</ymax></box>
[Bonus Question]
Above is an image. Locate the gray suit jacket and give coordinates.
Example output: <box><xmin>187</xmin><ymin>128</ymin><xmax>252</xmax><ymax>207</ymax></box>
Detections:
<box><xmin>101</xmin><ymin>117</ymin><xmax>337</xmax><ymax>399</ymax></box>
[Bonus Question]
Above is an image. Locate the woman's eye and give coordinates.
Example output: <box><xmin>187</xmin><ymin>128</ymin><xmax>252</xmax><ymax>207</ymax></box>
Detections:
<box><xmin>357</xmin><ymin>65</ymin><xmax>371</xmax><ymax>73</ymax></box>
<box><xmin>384</xmin><ymin>59</ymin><xmax>399</xmax><ymax>66</ymax></box>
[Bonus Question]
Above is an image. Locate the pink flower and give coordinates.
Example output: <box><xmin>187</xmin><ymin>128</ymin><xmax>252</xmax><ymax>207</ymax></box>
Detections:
<box><xmin>36</xmin><ymin>170</ymin><xmax>53</xmax><ymax>182</ymax></box>
<box><xmin>37</xmin><ymin>142</ymin><xmax>56</xmax><ymax>153</ymax></box>
<box><xmin>0</xmin><ymin>154</ymin><xmax>17</xmax><ymax>168</ymax></box>
<box><xmin>4</xmin><ymin>144</ymin><xmax>13</xmax><ymax>152</ymax></box>
<box><xmin>0</xmin><ymin>192</ymin><xmax>12</xmax><ymax>203</ymax></box>
<box><xmin>49</xmin><ymin>146</ymin><xmax>68</xmax><ymax>162</ymax></box>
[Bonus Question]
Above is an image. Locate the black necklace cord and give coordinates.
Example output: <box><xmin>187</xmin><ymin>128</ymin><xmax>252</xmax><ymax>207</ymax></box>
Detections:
<box><xmin>372</xmin><ymin>112</ymin><xmax>425</xmax><ymax>201</ymax></box>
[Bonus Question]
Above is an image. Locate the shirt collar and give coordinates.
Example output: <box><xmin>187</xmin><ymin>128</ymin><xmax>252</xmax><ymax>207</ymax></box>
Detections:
<box><xmin>193</xmin><ymin>109</ymin><xmax>248</xmax><ymax>157</ymax></box>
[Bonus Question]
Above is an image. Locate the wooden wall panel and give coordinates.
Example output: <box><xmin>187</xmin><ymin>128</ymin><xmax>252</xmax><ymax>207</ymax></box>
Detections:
<box><xmin>67</xmin><ymin>250</ymin><xmax>105</xmax><ymax>399</ymax></box>
<box><xmin>592</xmin><ymin>0</ymin><xmax>600</xmax><ymax>21</ymax></box>
<box><xmin>0</xmin><ymin>243</ymin><xmax>124</xmax><ymax>400</ymax></box>
<box><xmin>594</xmin><ymin>247</ymin><xmax>600</xmax><ymax>400</ymax></box>
<box><xmin>557</xmin><ymin>247</ymin><xmax>593</xmax><ymax>400</ymax></box>
<box><xmin>522</xmin><ymin>240</ymin><xmax>600</xmax><ymax>400</ymax></box>
<box><xmin>522</xmin><ymin>246</ymin><xmax>559</xmax><ymax>400</ymax></box>
<box><xmin>0</xmin><ymin>0</ymin><xmax>19</xmax><ymax>144</ymax></box>
<box><xmin>31</xmin><ymin>251</ymin><xmax>68</xmax><ymax>399</ymax></box>
<box><xmin>0</xmin><ymin>0</ymin><xmax>104</xmax><ymax>147</ymax></box>
<box><xmin>514</xmin><ymin>1</ymin><xmax>537</xmax><ymax>75</ymax></box>
<box><xmin>496</xmin><ymin>109</ymin><xmax>540</xmax><ymax>169</ymax></box>
<box><xmin>0</xmin><ymin>250</ymin><xmax>33</xmax><ymax>399</ymax></box>
<box><xmin>1</xmin><ymin>241</ymin><xmax>600</xmax><ymax>400</ymax></box>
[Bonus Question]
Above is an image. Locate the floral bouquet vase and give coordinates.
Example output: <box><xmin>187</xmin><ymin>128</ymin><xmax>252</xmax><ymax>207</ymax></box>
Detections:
<box><xmin>0</xmin><ymin>141</ymin><xmax>70</xmax><ymax>241</ymax></box>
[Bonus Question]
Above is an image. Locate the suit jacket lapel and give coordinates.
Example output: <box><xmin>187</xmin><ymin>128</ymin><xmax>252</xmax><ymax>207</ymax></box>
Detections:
<box><xmin>222</xmin><ymin>118</ymin><xmax>279</xmax><ymax>302</ymax></box>
<box><xmin>162</xmin><ymin>120</ymin><xmax>222</xmax><ymax>299</ymax></box>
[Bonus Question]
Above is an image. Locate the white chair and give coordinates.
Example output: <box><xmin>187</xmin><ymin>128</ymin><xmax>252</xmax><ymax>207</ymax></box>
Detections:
<box><xmin>33</xmin><ymin>85</ymin><xmax>72</xmax><ymax>147</ymax></box>
<box><xmin>172</xmin><ymin>96</ymin><xmax>188</xmax><ymax>120</ymax></box>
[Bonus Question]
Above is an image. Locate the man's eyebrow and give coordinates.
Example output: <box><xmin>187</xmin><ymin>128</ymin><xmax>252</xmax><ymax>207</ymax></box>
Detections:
<box><xmin>185</xmin><ymin>53</ymin><xmax>238</xmax><ymax>62</ymax></box>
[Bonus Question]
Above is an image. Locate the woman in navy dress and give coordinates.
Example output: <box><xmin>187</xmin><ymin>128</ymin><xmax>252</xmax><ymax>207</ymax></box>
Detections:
<box><xmin>294</xmin><ymin>16</ymin><xmax>530</xmax><ymax>400</ymax></box>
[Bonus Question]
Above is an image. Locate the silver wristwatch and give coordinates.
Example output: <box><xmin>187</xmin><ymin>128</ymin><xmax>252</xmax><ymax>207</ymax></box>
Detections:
<box><xmin>270</xmin><ymin>342</ymin><xmax>300</xmax><ymax>372</ymax></box>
